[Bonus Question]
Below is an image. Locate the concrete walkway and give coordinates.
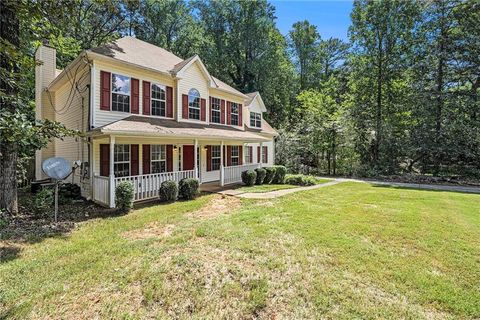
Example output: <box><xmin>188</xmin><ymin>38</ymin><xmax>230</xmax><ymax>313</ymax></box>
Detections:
<box><xmin>232</xmin><ymin>180</ymin><xmax>343</xmax><ymax>199</ymax></box>
<box><xmin>217</xmin><ymin>178</ymin><xmax>480</xmax><ymax>200</ymax></box>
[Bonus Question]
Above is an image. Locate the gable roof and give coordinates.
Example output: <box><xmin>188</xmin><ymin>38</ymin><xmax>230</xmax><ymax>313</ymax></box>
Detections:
<box><xmin>245</xmin><ymin>91</ymin><xmax>267</xmax><ymax>112</ymax></box>
<box><xmin>88</xmin><ymin>37</ymin><xmax>246</xmax><ymax>97</ymax></box>
<box><xmin>170</xmin><ymin>54</ymin><xmax>218</xmax><ymax>87</ymax></box>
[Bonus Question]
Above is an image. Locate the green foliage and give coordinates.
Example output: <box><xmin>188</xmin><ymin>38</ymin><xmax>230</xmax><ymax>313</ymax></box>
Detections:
<box><xmin>254</xmin><ymin>168</ymin><xmax>266</xmax><ymax>185</ymax></box>
<box><xmin>272</xmin><ymin>166</ymin><xmax>287</xmax><ymax>184</ymax></box>
<box><xmin>178</xmin><ymin>178</ymin><xmax>199</xmax><ymax>200</ymax></box>
<box><xmin>159</xmin><ymin>180</ymin><xmax>178</xmax><ymax>202</ymax></box>
<box><xmin>33</xmin><ymin>187</ymin><xmax>54</xmax><ymax>216</ymax></box>
<box><xmin>241</xmin><ymin>170</ymin><xmax>257</xmax><ymax>186</ymax></box>
<box><xmin>115</xmin><ymin>182</ymin><xmax>134</xmax><ymax>212</ymax></box>
<box><xmin>263</xmin><ymin>167</ymin><xmax>276</xmax><ymax>184</ymax></box>
<box><xmin>285</xmin><ymin>174</ymin><xmax>317</xmax><ymax>186</ymax></box>
<box><xmin>59</xmin><ymin>183</ymin><xmax>81</xmax><ymax>202</ymax></box>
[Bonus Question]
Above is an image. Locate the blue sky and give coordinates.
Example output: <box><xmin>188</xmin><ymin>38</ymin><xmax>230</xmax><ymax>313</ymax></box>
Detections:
<box><xmin>271</xmin><ymin>0</ymin><xmax>353</xmax><ymax>41</ymax></box>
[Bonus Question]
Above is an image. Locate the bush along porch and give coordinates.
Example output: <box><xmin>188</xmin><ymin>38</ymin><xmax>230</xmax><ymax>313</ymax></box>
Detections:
<box><xmin>92</xmin><ymin>134</ymin><xmax>273</xmax><ymax>208</ymax></box>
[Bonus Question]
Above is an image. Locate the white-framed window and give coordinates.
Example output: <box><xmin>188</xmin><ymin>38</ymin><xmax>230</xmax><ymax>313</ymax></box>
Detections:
<box><xmin>262</xmin><ymin>146</ymin><xmax>268</xmax><ymax>163</ymax></box>
<box><xmin>231</xmin><ymin>103</ymin><xmax>239</xmax><ymax>126</ymax></box>
<box><xmin>188</xmin><ymin>88</ymin><xmax>201</xmax><ymax>120</ymax></box>
<box><xmin>111</xmin><ymin>73</ymin><xmax>130</xmax><ymax>112</ymax></box>
<box><xmin>244</xmin><ymin>146</ymin><xmax>251</xmax><ymax>164</ymax></box>
<box><xmin>231</xmin><ymin>146</ymin><xmax>239</xmax><ymax>166</ymax></box>
<box><xmin>151</xmin><ymin>145</ymin><xmax>166</xmax><ymax>173</ymax></box>
<box><xmin>211</xmin><ymin>145</ymin><xmax>221</xmax><ymax>170</ymax></box>
<box><xmin>151</xmin><ymin>83</ymin><xmax>166</xmax><ymax>117</ymax></box>
<box><xmin>250</xmin><ymin>112</ymin><xmax>261</xmax><ymax>128</ymax></box>
<box><xmin>114</xmin><ymin>144</ymin><xmax>130</xmax><ymax>177</ymax></box>
<box><xmin>211</xmin><ymin>97</ymin><xmax>221</xmax><ymax>123</ymax></box>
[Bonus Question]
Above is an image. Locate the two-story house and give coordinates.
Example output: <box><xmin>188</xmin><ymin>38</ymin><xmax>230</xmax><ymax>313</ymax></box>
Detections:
<box><xmin>35</xmin><ymin>37</ymin><xmax>277</xmax><ymax>207</ymax></box>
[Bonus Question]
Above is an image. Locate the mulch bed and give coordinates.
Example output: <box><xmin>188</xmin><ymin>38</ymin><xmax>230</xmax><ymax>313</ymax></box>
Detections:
<box><xmin>0</xmin><ymin>191</ymin><xmax>117</xmax><ymax>244</ymax></box>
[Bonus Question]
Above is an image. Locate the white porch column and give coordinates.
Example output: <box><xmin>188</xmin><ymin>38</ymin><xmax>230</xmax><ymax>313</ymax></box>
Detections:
<box><xmin>220</xmin><ymin>140</ymin><xmax>224</xmax><ymax>186</ymax></box>
<box><xmin>259</xmin><ymin>142</ymin><xmax>264</xmax><ymax>167</ymax></box>
<box><xmin>194</xmin><ymin>139</ymin><xmax>199</xmax><ymax>181</ymax></box>
<box><xmin>109</xmin><ymin>136</ymin><xmax>115</xmax><ymax>208</ymax></box>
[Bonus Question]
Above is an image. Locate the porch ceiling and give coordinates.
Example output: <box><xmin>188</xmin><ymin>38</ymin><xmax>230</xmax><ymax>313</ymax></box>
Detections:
<box><xmin>90</xmin><ymin>115</ymin><xmax>273</xmax><ymax>142</ymax></box>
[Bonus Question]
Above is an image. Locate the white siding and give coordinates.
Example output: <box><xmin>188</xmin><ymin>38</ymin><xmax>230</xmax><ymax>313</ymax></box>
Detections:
<box><xmin>245</xmin><ymin>141</ymin><xmax>275</xmax><ymax>167</ymax></box>
<box><xmin>93</xmin><ymin>60</ymin><xmax>175</xmax><ymax>128</ymax></box>
<box><xmin>177</xmin><ymin>61</ymin><xmax>210</xmax><ymax>123</ymax></box>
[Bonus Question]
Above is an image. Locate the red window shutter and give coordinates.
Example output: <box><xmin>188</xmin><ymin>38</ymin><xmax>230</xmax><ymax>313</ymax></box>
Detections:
<box><xmin>209</xmin><ymin>97</ymin><xmax>212</xmax><ymax>121</ymax></box>
<box><xmin>206</xmin><ymin>146</ymin><xmax>212</xmax><ymax>171</ymax></box>
<box><xmin>182</xmin><ymin>94</ymin><xmax>188</xmax><ymax>119</ymax></box>
<box><xmin>131</xmin><ymin>144</ymin><xmax>139</xmax><ymax>176</ymax></box>
<box><xmin>100</xmin><ymin>71</ymin><xmax>111</xmax><ymax>111</ymax></box>
<box><xmin>239</xmin><ymin>146</ymin><xmax>243</xmax><ymax>165</ymax></box>
<box><xmin>249</xmin><ymin>146</ymin><xmax>253</xmax><ymax>163</ymax></box>
<box><xmin>238</xmin><ymin>104</ymin><xmax>243</xmax><ymax>127</ymax></box>
<box><xmin>226</xmin><ymin>101</ymin><xmax>231</xmax><ymax>125</ymax></box>
<box><xmin>201</xmin><ymin>98</ymin><xmax>206</xmax><ymax>121</ymax></box>
<box><xmin>100</xmin><ymin>144</ymin><xmax>110</xmax><ymax>176</ymax></box>
<box><xmin>227</xmin><ymin>146</ymin><xmax>232</xmax><ymax>166</ymax></box>
<box><xmin>167</xmin><ymin>145</ymin><xmax>173</xmax><ymax>172</ymax></box>
<box><xmin>142</xmin><ymin>144</ymin><xmax>150</xmax><ymax>174</ymax></box>
<box><xmin>263</xmin><ymin>146</ymin><xmax>268</xmax><ymax>163</ymax></box>
<box><xmin>166</xmin><ymin>86</ymin><xmax>173</xmax><ymax>118</ymax></box>
<box><xmin>221</xmin><ymin>99</ymin><xmax>226</xmax><ymax>124</ymax></box>
<box><xmin>142</xmin><ymin>81</ymin><xmax>151</xmax><ymax>115</ymax></box>
<box><xmin>257</xmin><ymin>146</ymin><xmax>261</xmax><ymax>163</ymax></box>
<box><xmin>131</xmin><ymin>78</ymin><xmax>139</xmax><ymax>114</ymax></box>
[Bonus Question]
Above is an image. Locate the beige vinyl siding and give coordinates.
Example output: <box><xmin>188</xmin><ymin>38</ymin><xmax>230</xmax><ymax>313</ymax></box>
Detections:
<box><xmin>93</xmin><ymin>60</ymin><xmax>175</xmax><ymax>128</ymax></box>
<box><xmin>245</xmin><ymin>95</ymin><xmax>264</xmax><ymax>129</ymax></box>
<box><xmin>177</xmin><ymin>61</ymin><xmax>210</xmax><ymax>123</ymax></box>
<box><xmin>245</xmin><ymin>141</ymin><xmax>275</xmax><ymax>167</ymax></box>
<box><xmin>92</xmin><ymin>137</ymin><xmax>196</xmax><ymax>175</ymax></box>
<box><xmin>208</xmin><ymin>88</ymin><xmax>245</xmax><ymax>128</ymax></box>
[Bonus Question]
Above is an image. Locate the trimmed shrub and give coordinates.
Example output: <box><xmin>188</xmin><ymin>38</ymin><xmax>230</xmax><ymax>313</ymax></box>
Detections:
<box><xmin>272</xmin><ymin>165</ymin><xmax>287</xmax><ymax>184</ymax></box>
<box><xmin>159</xmin><ymin>180</ymin><xmax>178</xmax><ymax>202</ymax></box>
<box><xmin>115</xmin><ymin>181</ymin><xmax>134</xmax><ymax>212</ymax></box>
<box><xmin>179</xmin><ymin>178</ymin><xmax>199</xmax><ymax>200</ymax></box>
<box><xmin>255</xmin><ymin>168</ymin><xmax>266</xmax><ymax>185</ymax></box>
<box><xmin>33</xmin><ymin>187</ymin><xmax>54</xmax><ymax>216</ymax></box>
<box><xmin>263</xmin><ymin>167</ymin><xmax>276</xmax><ymax>184</ymax></box>
<box><xmin>241</xmin><ymin>170</ymin><xmax>257</xmax><ymax>186</ymax></box>
<box><xmin>59</xmin><ymin>183</ymin><xmax>81</xmax><ymax>202</ymax></box>
<box><xmin>285</xmin><ymin>174</ymin><xmax>317</xmax><ymax>186</ymax></box>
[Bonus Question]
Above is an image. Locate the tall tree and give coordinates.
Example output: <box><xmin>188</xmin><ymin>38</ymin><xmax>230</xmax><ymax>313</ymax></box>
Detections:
<box><xmin>348</xmin><ymin>0</ymin><xmax>419</xmax><ymax>172</ymax></box>
<box><xmin>288</xmin><ymin>20</ymin><xmax>320</xmax><ymax>90</ymax></box>
<box><xmin>0</xmin><ymin>0</ymin><xmax>77</xmax><ymax>214</ymax></box>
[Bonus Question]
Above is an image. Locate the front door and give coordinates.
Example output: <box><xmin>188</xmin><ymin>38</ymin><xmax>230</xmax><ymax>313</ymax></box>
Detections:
<box><xmin>183</xmin><ymin>145</ymin><xmax>194</xmax><ymax>170</ymax></box>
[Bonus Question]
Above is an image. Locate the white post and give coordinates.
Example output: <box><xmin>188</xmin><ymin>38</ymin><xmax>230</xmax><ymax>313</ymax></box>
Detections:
<box><xmin>220</xmin><ymin>140</ymin><xmax>224</xmax><ymax>186</ymax></box>
<box><xmin>109</xmin><ymin>135</ymin><xmax>115</xmax><ymax>208</ymax></box>
<box><xmin>194</xmin><ymin>139</ymin><xmax>199</xmax><ymax>181</ymax></box>
<box><xmin>259</xmin><ymin>142</ymin><xmax>264</xmax><ymax>167</ymax></box>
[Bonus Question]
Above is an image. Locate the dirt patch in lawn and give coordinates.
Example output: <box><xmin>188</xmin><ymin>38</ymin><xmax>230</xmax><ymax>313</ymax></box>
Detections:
<box><xmin>189</xmin><ymin>194</ymin><xmax>241</xmax><ymax>219</ymax></box>
<box><xmin>123</xmin><ymin>223</ymin><xmax>175</xmax><ymax>241</ymax></box>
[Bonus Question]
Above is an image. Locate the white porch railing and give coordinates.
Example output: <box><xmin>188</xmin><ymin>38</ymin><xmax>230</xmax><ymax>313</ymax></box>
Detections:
<box><xmin>223</xmin><ymin>163</ymin><xmax>261</xmax><ymax>185</ymax></box>
<box><xmin>93</xmin><ymin>175</ymin><xmax>110</xmax><ymax>206</ymax></box>
<box><xmin>115</xmin><ymin>170</ymin><xmax>195</xmax><ymax>201</ymax></box>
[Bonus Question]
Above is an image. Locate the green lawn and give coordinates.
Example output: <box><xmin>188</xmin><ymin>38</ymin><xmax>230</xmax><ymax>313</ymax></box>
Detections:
<box><xmin>237</xmin><ymin>178</ymin><xmax>331</xmax><ymax>193</ymax></box>
<box><xmin>1</xmin><ymin>182</ymin><xmax>480</xmax><ymax>319</ymax></box>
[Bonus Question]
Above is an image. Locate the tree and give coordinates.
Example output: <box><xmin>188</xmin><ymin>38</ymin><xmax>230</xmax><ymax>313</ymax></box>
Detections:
<box><xmin>348</xmin><ymin>0</ymin><xmax>420</xmax><ymax>173</ymax></box>
<box><xmin>288</xmin><ymin>20</ymin><xmax>320</xmax><ymax>90</ymax></box>
<box><xmin>0</xmin><ymin>0</ymin><xmax>78</xmax><ymax>214</ymax></box>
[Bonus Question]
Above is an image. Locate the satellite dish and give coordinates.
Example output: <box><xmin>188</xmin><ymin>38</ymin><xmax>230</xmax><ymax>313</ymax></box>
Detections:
<box><xmin>42</xmin><ymin>157</ymin><xmax>72</xmax><ymax>180</ymax></box>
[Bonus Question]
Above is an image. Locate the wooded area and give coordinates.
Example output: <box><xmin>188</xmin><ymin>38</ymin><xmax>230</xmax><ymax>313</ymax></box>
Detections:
<box><xmin>1</xmin><ymin>0</ymin><xmax>479</xmax><ymax>213</ymax></box>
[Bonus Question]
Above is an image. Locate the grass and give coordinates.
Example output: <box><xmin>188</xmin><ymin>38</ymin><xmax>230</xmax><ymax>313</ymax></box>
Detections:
<box><xmin>237</xmin><ymin>178</ymin><xmax>331</xmax><ymax>193</ymax></box>
<box><xmin>1</xmin><ymin>182</ymin><xmax>480</xmax><ymax>319</ymax></box>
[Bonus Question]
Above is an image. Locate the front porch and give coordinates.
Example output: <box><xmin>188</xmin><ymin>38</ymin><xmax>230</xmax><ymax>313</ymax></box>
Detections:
<box><xmin>91</xmin><ymin>135</ymin><xmax>266</xmax><ymax>207</ymax></box>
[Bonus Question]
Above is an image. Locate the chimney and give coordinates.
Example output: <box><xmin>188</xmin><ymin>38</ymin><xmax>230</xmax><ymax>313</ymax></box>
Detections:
<box><xmin>35</xmin><ymin>41</ymin><xmax>56</xmax><ymax>121</ymax></box>
<box><xmin>35</xmin><ymin>42</ymin><xmax>56</xmax><ymax>180</ymax></box>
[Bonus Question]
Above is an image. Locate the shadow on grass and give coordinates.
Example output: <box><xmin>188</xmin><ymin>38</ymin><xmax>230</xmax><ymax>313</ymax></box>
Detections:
<box><xmin>370</xmin><ymin>183</ymin><xmax>480</xmax><ymax>195</ymax></box>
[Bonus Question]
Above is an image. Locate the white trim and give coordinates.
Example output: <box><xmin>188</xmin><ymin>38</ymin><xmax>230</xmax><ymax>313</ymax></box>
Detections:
<box><xmin>111</xmin><ymin>73</ymin><xmax>131</xmax><ymax>113</ymax></box>
<box><xmin>90</xmin><ymin>61</ymin><xmax>96</xmax><ymax>128</ymax></box>
<box><xmin>150</xmin><ymin>82</ymin><xmax>167</xmax><ymax>117</ymax></box>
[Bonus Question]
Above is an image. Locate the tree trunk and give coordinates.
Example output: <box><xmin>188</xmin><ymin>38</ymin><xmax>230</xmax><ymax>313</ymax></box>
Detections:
<box><xmin>0</xmin><ymin>144</ymin><xmax>18</xmax><ymax>213</ymax></box>
<box><xmin>374</xmin><ymin>32</ymin><xmax>383</xmax><ymax>168</ymax></box>
<box><xmin>0</xmin><ymin>0</ymin><xmax>20</xmax><ymax>214</ymax></box>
